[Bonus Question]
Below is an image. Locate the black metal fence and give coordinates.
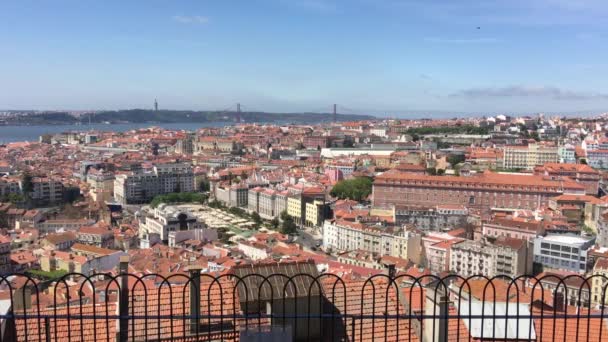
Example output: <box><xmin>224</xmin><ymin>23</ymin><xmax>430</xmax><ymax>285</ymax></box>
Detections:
<box><xmin>1</xmin><ymin>269</ymin><xmax>608</xmax><ymax>341</ymax></box>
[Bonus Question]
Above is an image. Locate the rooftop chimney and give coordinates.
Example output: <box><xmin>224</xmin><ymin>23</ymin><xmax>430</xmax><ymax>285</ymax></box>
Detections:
<box><xmin>386</xmin><ymin>263</ymin><xmax>396</xmax><ymax>279</ymax></box>
<box><xmin>554</xmin><ymin>291</ymin><xmax>565</xmax><ymax>312</ymax></box>
<box><xmin>188</xmin><ymin>265</ymin><xmax>202</xmax><ymax>334</ymax></box>
<box><xmin>424</xmin><ymin>283</ymin><xmax>449</xmax><ymax>342</ymax></box>
<box><xmin>118</xmin><ymin>256</ymin><xmax>129</xmax><ymax>341</ymax></box>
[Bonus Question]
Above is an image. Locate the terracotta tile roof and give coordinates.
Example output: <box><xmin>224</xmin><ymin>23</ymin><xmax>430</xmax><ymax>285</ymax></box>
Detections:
<box><xmin>0</xmin><ymin>234</ymin><xmax>11</xmax><ymax>244</ymax></box>
<box><xmin>14</xmin><ymin>303</ymin><xmax>118</xmax><ymax>342</ymax></box>
<box><xmin>485</xmin><ymin>218</ymin><xmax>544</xmax><ymax>232</ymax></box>
<box><xmin>394</xmin><ymin>163</ymin><xmax>426</xmax><ymax>171</ymax></box>
<box><xmin>532</xmin><ymin>307</ymin><xmax>608</xmax><ymax>342</ymax></box>
<box><xmin>454</xmin><ymin>278</ymin><xmax>554</xmax><ymax>305</ymax></box>
<box><xmin>10</xmin><ymin>250</ymin><xmax>38</xmax><ymax>265</ymax></box>
<box><xmin>431</xmin><ymin>239</ymin><xmax>464</xmax><ymax>250</ymax></box>
<box><xmin>43</xmin><ymin>232</ymin><xmax>77</xmax><ymax>245</ymax></box>
<box><xmin>376</xmin><ymin>169</ymin><xmax>585</xmax><ymax>190</ymax></box>
<box><xmin>541</xmin><ymin>163</ymin><xmax>599</xmax><ymax>174</ymax></box>
<box><xmin>595</xmin><ymin>257</ymin><xmax>608</xmax><ymax>270</ymax></box>
<box><xmin>322</xmin><ymin>277</ymin><xmax>419</xmax><ymax>342</ymax></box>
<box><xmin>71</xmin><ymin>243</ymin><xmax>116</xmax><ymax>256</ymax></box>
<box><xmin>552</xmin><ymin>194</ymin><xmax>603</xmax><ymax>205</ymax></box>
<box><xmin>48</xmin><ymin>250</ymin><xmax>88</xmax><ymax>265</ymax></box>
<box><xmin>493</xmin><ymin>236</ymin><xmax>526</xmax><ymax>250</ymax></box>
<box><xmin>129</xmin><ymin>278</ymin><xmax>243</xmax><ymax>341</ymax></box>
<box><xmin>446</xmin><ymin>228</ymin><xmax>467</xmax><ymax>237</ymax></box>
<box><xmin>446</xmin><ymin>306</ymin><xmax>471</xmax><ymax>341</ymax></box>
<box><xmin>402</xmin><ymin>286</ymin><xmax>425</xmax><ymax>312</ymax></box>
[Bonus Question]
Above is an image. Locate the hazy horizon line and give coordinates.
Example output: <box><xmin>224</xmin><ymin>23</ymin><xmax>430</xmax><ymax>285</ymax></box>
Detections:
<box><xmin>1</xmin><ymin>107</ymin><xmax>606</xmax><ymax>119</ymax></box>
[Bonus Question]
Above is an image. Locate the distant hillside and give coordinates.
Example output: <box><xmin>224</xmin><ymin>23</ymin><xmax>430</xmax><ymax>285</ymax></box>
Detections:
<box><xmin>3</xmin><ymin>109</ymin><xmax>375</xmax><ymax>125</ymax></box>
<box><xmin>8</xmin><ymin>112</ymin><xmax>79</xmax><ymax>125</ymax></box>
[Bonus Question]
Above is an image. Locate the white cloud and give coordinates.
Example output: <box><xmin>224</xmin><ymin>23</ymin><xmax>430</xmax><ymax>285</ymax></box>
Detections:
<box><xmin>172</xmin><ymin>15</ymin><xmax>210</xmax><ymax>25</ymax></box>
<box><xmin>450</xmin><ymin>85</ymin><xmax>608</xmax><ymax>100</ymax></box>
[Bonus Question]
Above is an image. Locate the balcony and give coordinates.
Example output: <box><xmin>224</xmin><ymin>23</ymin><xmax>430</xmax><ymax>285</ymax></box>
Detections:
<box><xmin>1</xmin><ymin>268</ymin><xmax>607</xmax><ymax>342</ymax></box>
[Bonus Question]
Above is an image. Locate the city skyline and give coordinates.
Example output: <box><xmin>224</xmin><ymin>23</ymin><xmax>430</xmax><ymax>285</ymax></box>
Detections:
<box><xmin>2</xmin><ymin>0</ymin><xmax>608</xmax><ymax>114</ymax></box>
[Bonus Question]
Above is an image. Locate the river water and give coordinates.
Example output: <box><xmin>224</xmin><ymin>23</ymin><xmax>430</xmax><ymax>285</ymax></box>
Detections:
<box><xmin>0</xmin><ymin>122</ymin><xmax>231</xmax><ymax>143</ymax></box>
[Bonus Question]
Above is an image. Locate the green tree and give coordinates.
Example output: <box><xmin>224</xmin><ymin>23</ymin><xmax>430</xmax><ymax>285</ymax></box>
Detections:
<box><xmin>447</xmin><ymin>154</ymin><xmax>465</xmax><ymax>167</ymax></box>
<box><xmin>208</xmin><ymin>200</ymin><xmax>225</xmax><ymax>209</ymax></box>
<box><xmin>330</xmin><ymin>177</ymin><xmax>373</xmax><ymax>201</ymax></box>
<box><xmin>270</xmin><ymin>217</ymin><xmax>280</xmax><ymax>229</ymax></box>
<box><xmin>21</xmin><ymin>172</ymin><xmax>33</xmax><ymax>202</ymax></box>
<box><xmin>343</xmin><ymin>136</ymin><xmax>355</xmax><ymax>148</ymax></box>
<box><xmin>406</xmin><ymin>125</ymin><xmax>489</xmax><ymax>136</ymax></box>
<box><xmin>229</xmin><ymin>207</ymin><xmax>246</xmax><ymax>217</ymax></box>
<box><xmin>26</xmin><ymin>269</ymin><xmax>68</xmax><ymax>281</ymax></box>
<box><xmin>6</xmin><ymin>193</ymin><xmax>24</xmax><ymax>204</ymax></box>
<box><xmin>150</xmin><ymin>192</ymin><xmax>205</xmax><ymax>208</ymax></box>
<box><xmin>582</xmin><ymin>225</ymin><xmax>596</xmax><ymax>236</ymax></box>
<box><xmin>0</xmin><ymin>211</ymin><xmax>8</xmax><ymax>228</ymax></box>
<box><xmin>198</xmin><ymin>179</ymin><xmax>210</xmax><ymax>192</ymax></box>
<box><xmin>251</xmin><ymin>211</ymin><xmax>262</xmax><ymax>228</ymax></box>
<box><xmin>280</xmin><ymin>210</ymin><xmax>290</xmax><ymax>221</ymax></box>
<box><xmin>530</xmin><ymin>132</ymin><xmax>540</xmax><ymax>142</ymax></box>
<box><xmin>63</xmin><ymin>187</ymin><xmax>81</xmax><ymax>203</ymax></box>
<box><xmin>281</xmin><ymin>216</ymin><xmax>297</xmax><ymax>235</ymax></box>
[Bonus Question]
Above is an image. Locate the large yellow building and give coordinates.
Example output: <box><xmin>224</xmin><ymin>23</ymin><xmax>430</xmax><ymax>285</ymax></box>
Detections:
<box><xmin>287</xmin><ymin>196</ymin><xmax>303</xmax><ymax>224</ymax></box>
<box><xmin>305</xmin><ymin>200</ymin><xmax>325</xmax><ymax>227</ymax></box>
<box><xmin>503</xmin><ymin>144</ymin><xmax>559</xmax><ymax>170</ymax></box>
<box><xmin>40</xmin><ymin>250</ymin><xmax>87</xmax><ymax>274</ymax></box>
<box><xmin>592</xmin><ymin>258</ymin><xmax>608</xmax><ymax>305</ymax></box>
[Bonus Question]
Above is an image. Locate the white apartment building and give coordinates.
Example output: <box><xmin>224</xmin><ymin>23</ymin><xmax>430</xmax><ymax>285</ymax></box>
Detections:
<box><xmin>322</xmin><ymin>220</ymin><xmax>421</xmax><ymax>263</ymax></box>
<box><xmin>558</xmin><ymin>145</ymin><xmax>576</xmax><ymax>164</ymax></box>
<box><xmin>139</xmin><ymin>204</ymin><xmax>212</xmax><ymax>248</ymax></box>
<box><xmin>36</xmin><ymin>219</ymin><xmax>95</xmax><ymax>234</ymax></box>
<box><xmin>30</xmin><ymin>178</ymin><xmax>64</xmax><ymax>204</ymax></box>
<box><xmin>237</xmin><ymin>240</ymin><xmax>270</xmax><ymax>260</ymax></box>
<box><xmin>0</xmin><ymin>179</ymin><xmax>20</xmax><ymax>198</ymax></box>
<box><xmin>248</xmin><ymin>187</ymin><xmax>279</xmax><ymax>219</ymax></box>
<box><xmin>533</xmin><ymin>234</ymin><xmax>595</xmax><ymax>274</ymax></box>
<box><xmin>502</xmin><ymin>144</ymin><xmax>559</xmax><ymax>170</ymax></box>
<box><xmin>370</xmin><ymin>127</ymin><xmax>388</xmax><ymax>137</ymax></box>
<box><xmin>114</xmin><ymin>163</ymin><xmax>194</xmax><ymax>204</ymax></box>
<box><xmin>215</xmin><ymin>184</ymin><xmax>249</xmax><ymax>208</ymax></box>
<box><xmin>450</xmin><ymin>238</ymin><xmax>528</xmax><ymax>278</ymax></box>
<box><xmin>87</xmin><ymin>170</ymin><xmax>115</xmax><ymax>194</ymax></box>
<box><xmin>587</xmin><ymin>150</ymin><xmax>608</xmax><ymax>169</ymax></box>
<box><xmin>274</xmin><ymin>191</ymin><xmax>288</xmax><ymax>217</ymax></box>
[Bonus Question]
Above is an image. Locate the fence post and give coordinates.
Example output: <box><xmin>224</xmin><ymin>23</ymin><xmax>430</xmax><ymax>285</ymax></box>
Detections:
<box><xmin>118</xmin><ymin>255</ymin><xmax>130</xmax><ymax>342</ymax></box>
<box><xmin>424</xmin><ymin>284</ymin><xmax>449</xmax><ymax>342</ymax></box>
<box><xmin>387</xmin><ymin>264</ymin><xmax>396</xmax><ymax>280</ymax></box>
<box><xmin>188</xmin><ymin>266</ymin><xmax>202</xmax><ymax>334</ymax></box>
<box><xmin>44</xmin><ymin>317</ymin><xmax>51</xmax><ymax>342</ymax></box>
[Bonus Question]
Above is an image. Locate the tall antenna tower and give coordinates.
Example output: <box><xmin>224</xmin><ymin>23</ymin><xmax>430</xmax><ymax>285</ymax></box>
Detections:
<box><xmin>236</xmin><ymin>103</ymin><xmax>241</xmax><ymax>123</ymax></box>
<box><xmin>333</xmin><ymin>104</ymin><xmax>337</xmax><ymax>123</ymax></box>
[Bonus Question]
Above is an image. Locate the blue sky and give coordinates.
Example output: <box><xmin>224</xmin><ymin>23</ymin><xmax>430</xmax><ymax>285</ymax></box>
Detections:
<box><xmin>1</xmin><ymin>0</ymin><xmax>608</xmax><ymax>116</ymax></box>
